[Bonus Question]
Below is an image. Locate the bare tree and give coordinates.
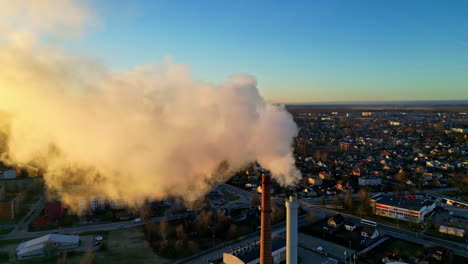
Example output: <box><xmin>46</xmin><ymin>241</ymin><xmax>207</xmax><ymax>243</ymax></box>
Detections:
<box><xmin>159</xmin><ymin>218</ymin><xmax>168</xmax><ymax>244</ymax></box>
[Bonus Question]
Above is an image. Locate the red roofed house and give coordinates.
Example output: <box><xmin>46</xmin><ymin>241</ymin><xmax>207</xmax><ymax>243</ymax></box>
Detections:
<box><xmin>44</xmin><ymin>202</ymin><xmax>63</xmax><ymax>220</ymax></box>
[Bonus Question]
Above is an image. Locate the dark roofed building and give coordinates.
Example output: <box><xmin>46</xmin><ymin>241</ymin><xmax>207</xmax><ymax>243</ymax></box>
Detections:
<box><xmin>327</xmin><ymin>214</ymin><xmax>345</xmax><ymax>228</ymax></box>
<box><xmin>223</xmin><ymin>236</ymin><xmax>286</xmax><ymax>264</ymax></box>
<box><xmin>426</xmin><ymin>193</ymin><xmax>468</xmax><ymax>208</ymax></box>
<box><xmin>361</xmin><ymin>225</ymin><xmax>379</xmax><ymax>239</ymax></box>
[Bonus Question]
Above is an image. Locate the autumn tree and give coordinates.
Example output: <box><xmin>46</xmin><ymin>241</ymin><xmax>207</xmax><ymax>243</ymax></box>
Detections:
<box><xmin>57</xmin><ymin>253</ymin><xmax>67</xmax><ymax>264</ymax></box>
<box><xmin>145</xmin><ymin>221</ymin><xmax>158</xmax><ymax>241</ymax></box>
<box><xmin>187</xmin><ymin>240</ymin><xmax>199</xmax><ymax>255</ymax></box>
<box><xmin>306</xmin><ymin>210</ymin><xmax>316</xmax><ymax>223</ymax></box>
<box><xmin>332</xmin><ymin>195</ymin><xmax>340</xmax><ymax>209</ymax></box>
<box><xmin>159</xmin><ymin>218</ymin><xmax>169</xmax><ymax>244</ymax></box>
<box><xmin>394</xmin><ymin>170</ymin><xmax>408</xmax><ymax>182</ymax></box>
<box><xmin>226</xmin><ymin>224</ymin><xmax>240</xmax><ymax>240</ymax></box>
<box><xmin>358</xmin><ymin>189</ymin><xmax>371</xmax><ymax>216</ymax></box>
<box><xmin>344</xmin><ymin>191</ymin><xmax>353</xmax><ymax>210</ymax></box>
<box><xmin>79</xmin><ymin>250</ymin><xmax>94</xmax><ymax>264</ymax></box>
<box><xmin>176</xmin><ymin>224</ymin><xmax>188</xmax><ymax>241</ymax></box>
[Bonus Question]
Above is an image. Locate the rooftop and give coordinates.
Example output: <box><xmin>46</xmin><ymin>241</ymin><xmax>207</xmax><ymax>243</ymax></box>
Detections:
<box><xmin>16</xmin><ymin>234</ymin><xmax>80</xmax><ymax>255</ymax></box>
<box><xmin>373</xmin><ymin>194</ymin><xmax>434</xmax><ymax>211</ymax></box>
<box><xmin>225</xmin><ymin>236</ymin><xmax>285</xmax><ymax>263</ymax></box>
<box><xmin>426</xmin><ymin>193</ymin><xmax>468</xmax><ymax>206</ymax></box>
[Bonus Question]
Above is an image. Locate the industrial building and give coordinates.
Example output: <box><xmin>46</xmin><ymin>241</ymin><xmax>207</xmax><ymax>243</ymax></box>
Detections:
<box><xmin>371</xmin><ymin>194</ymin><xmax>435</xmax><ymax>223</ymax></box>
<box><xmin>16</xmin><ymin>234</ymin><xmax>80</xmax><ymax>260</ymax></box>
<box><xmin>222</xmin><ymin>236</ymin><xmax>286</xmax><ymax>264</ymax></box>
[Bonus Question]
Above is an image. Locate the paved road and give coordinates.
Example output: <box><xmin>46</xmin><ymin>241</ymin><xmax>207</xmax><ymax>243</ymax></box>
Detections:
<box><xmin>298</xmin><ymin>247</ymin><xmax>336</xmax><ymax>264</ymax></box>
<box><xmin>0</xmin><ymin>214</ymin><xmax>192</xmax><ymax>241</ymax></box>
<box><xmin>13</xmin><ymin>195</ymin><xmax>45</xmax><ymax>233</ymax></box>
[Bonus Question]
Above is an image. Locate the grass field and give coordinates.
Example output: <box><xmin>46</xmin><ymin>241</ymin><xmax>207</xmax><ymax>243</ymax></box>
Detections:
<box><xmin>358</xmin><ymin>238</ymin><xmax>425</xmax><ymax>264</ymax></box>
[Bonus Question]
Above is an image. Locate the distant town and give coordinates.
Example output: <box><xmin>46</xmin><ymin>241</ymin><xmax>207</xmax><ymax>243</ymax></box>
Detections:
<box><xmin>0</xmin><ymin>105</ymin><xmax>467</xmax><ymax>264</ymax></box>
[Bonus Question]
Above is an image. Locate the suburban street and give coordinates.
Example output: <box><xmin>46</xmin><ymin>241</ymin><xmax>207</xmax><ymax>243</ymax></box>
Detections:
<box><xmin>300</xmin><ymin>201</ymin><xmax>468</xmax><ymax>257</ymax></box>
<box><xmin>224</xmin><ymin>184</ymin><xmax>467</xmax><ymax>257</ymax></box>
<box><xmin>1</xmin><ymin>183</ymin><xmax>466</xmax><ymax>261</ymax></box>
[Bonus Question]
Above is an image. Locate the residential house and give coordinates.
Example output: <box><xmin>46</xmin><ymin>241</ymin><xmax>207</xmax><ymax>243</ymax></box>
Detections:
<box><xmin>327</xmin><ymin>214</ymin><xmax>344</xmax><ymax>229</ymax></box>
<box><xmin>361</xmin><ymin>225</ymin><xmax>379</xmax><ymax>239</ymax></box>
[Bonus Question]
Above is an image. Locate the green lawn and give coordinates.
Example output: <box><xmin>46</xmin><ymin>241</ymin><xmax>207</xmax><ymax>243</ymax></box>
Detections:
<box><xmin>0</xmin><ymin>227</ymin><xmax>13</xmax><ymax>235</ymax></box>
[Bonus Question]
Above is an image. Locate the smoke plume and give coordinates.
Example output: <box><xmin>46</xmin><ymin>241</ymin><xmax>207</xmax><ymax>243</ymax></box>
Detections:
<box><xmin>0</xmin><ymin>0</ymin><xmax>300</xmax><ymax>211</ymax></box>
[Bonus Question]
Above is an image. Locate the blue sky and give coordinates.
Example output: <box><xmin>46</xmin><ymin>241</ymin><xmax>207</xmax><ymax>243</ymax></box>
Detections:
<box><xmin>69</xmin><ymin>0</ymin><xmax>468</xmax><ymax>103</ymax></box>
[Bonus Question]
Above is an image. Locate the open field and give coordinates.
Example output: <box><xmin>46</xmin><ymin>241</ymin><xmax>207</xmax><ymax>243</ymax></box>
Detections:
<box><xmin>358</xmin><ymin>238</ymin><xmax>425</xmax><ymax>264</ymax></box>
<box><xmin>0</xmin><ymin>227</ymin><xmax>171</xmax><ymax>264</ymax></box>
<box><xmin>91</xmin><ymin>227</ymin><xmax>171</xmax><ymax>264</ymax></box>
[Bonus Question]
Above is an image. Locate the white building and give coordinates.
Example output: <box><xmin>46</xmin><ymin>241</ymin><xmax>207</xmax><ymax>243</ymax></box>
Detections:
<box><xmin>223</xmin><ymin>237</ymin><xmax>286</xmax><ymax>264</ymax></box>
<box><xmin>371</xmin><ymin>194</ymin><xmax>435</xmax><ymax>223</ymax></box>
<box><xmin>16</xmin><ymin>234</ymin><xmax>80</xmax><ymax>260</ymax></box>
<box><xmin>358</xmin><ymin>176</ymin><xmax>382</xmax><ymax>186</ymax></box>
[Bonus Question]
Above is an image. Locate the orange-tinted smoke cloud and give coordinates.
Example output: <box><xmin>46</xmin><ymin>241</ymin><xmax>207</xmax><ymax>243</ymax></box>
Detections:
<box><xmin>0</xmin><ymin>0</ymin><xmax>300</xmax><ymax>211</ymax></box>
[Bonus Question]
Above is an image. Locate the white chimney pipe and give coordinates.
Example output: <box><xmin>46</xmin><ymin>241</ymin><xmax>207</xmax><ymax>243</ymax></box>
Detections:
<box><xmin>286</xmin><ymin>196</ymin><xmax>298</xmax><ymax>264</ymax></box>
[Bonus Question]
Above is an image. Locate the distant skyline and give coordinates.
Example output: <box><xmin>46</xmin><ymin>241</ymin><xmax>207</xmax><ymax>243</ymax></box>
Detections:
<box><xmin>66</xmin><ymin>0</ymin><xmax>468</xmax><ymax>103</ymax></box>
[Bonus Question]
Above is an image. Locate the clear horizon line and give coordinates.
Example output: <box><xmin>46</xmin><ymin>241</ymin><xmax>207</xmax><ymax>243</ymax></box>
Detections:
<box><xmin>275</xmin><ymin>99</ymin><xmax>468</xmax><ymax>106</ymax></box>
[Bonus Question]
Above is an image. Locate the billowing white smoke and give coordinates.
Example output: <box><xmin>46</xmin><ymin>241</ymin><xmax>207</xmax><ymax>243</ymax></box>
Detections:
<box><xmin>0</xmin><ymin>0</ymin><xmax>300</xmax><ymax>211</ymax></box>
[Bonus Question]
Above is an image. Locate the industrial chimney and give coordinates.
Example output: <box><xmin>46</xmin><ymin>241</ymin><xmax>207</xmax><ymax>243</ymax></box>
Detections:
<box><xmin>285</xmin><ymin>196</ymin><xmax>298</xmax><ymax>264</ymax></box>
<box><xmin>260</xmin><ymin>173</ymin><xmax>272</xmax><ymax>264</ymax></box>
